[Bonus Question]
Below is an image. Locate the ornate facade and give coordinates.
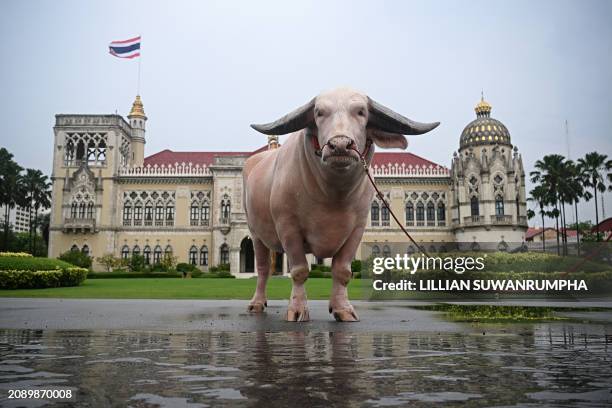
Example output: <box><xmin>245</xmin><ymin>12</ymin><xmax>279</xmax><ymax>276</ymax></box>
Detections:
<box><xmin>48</xmin><ymin>96</ymin><xmax>528</xmax><ymax>276</ymax></box>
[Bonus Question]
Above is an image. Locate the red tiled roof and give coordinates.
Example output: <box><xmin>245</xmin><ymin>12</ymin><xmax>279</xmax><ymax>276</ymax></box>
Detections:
<box><xmin>592</xmin><ymin>217</ymin><xmax>612</xmax><ymax>233</ymax></box>
<box><xmin>526</xmin><ymin>227</ymin><xmax>578</xmax><ymax>240</ymax></box>
<box><xmin>144</xmin><ymin>147</ymin><xmax>447</xmax><ymax>169</ymax></box>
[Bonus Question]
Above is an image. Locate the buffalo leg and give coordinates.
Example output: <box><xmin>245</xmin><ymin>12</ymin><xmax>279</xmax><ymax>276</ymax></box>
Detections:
<box><xmin>329</xmin><ymin>227</ymin><xmax>362</xmax><ymax>322</ymax></box>
<box><xmin>280</xmin><ymin>229</ymin><xmax>310</xmax><ymax>322</ymax></box>
<box><xmin>247</xmin><ymin>237</ymin><xmax>271</xmax><ymax>313</ymax></box>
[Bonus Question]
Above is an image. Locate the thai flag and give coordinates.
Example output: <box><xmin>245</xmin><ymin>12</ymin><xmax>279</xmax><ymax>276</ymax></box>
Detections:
<box><xmin>109</xmin><ymin>36</ymin><xmax>141</xmax><ymax>59</ymax></box>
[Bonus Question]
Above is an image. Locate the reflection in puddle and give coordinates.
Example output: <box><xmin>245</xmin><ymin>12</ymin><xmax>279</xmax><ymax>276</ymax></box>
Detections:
<box><xmin>0</xmin><ymin>324</ymin><xmax>610</xmax><ymax>407</ymax></box>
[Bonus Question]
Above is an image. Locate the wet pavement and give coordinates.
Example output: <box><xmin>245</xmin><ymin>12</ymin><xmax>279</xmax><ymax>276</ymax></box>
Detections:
<box><xmin>0</xmin><ymin>299</ymin><xmax>611</xmax><ymax>407</ymax></box>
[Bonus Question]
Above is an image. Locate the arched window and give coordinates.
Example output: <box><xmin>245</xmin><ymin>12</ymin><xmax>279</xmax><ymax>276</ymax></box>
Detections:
<box><xmin>371</xmin><ymin>245</ymin><xmax>380</xmax><ymax>257</ymax></box>
<box><xmin>143</xmin><ymin>245</ymin><xmax>151</xmax><ymax>265</ymax></box>
<box><xmin>190</xmin><ymin>202</ymin><xmax>199</xmax><ymax>226</ymax></box>
<box><xmin>470</xmin><ymin>196</ymin><xmax>480</xmax><ymax>217</ymax></box>
<box><xmin>86</xmin><ymin>202</ymin><xmax>94</xmax><ymax>219</ymax></box>
<box><xmin>371</xmin><ymin>202</ymin><xmax>380</xmax><ymax>226</ymax></box>
<box><xmin>495</xmin><ymin>195</ymin><xmax>504</xmax><ymax>216</ymax></box>
<box><xmin>133</xmin><ymin>245</ymin><xmax>141</xmax><ymax>256</ymax></box>
<box><xmin>381</xmin><ymin>204</ymin><xmax>390</xmax><ymax>226</ymax></box>
<box><xmin>200</xmin><ymin>245</ymin><xmax>209</xmax><ymax>266</ymax></box>
<box><xmin>154</xmin><ymin>202</ymin><xmax>164</xmax><ymax>226</ymax></box>
<box><xmin>123</xmin><ymin>203</ymin><xmax>132</xmax><ymax>226</ymax></box>
<box><xmin>153</xmin><ymin>245</ymin><xmax>162</xmax><ymax>264</ymax></box>
<box><xmin>201</xmin><ymin>202</ymin><xmax>210</xmax><ymax>226</ymax></box>
<box><xmin>165</xmin><ymin>205</ymin><xmax>174</xmax><ymax>225</ymax></box>
<box><xmin>78</xmin><ymin>202</ymin><xmax>86</xmax><ymax>219</ymax></box>
<box><xmin>71</xmin><ymin>244</ymin><xmax>79</xmax><ymax>252</ymax></box>
<box><xmin>121</xmin><ymin>245</ymin><xmax>130</xmax><ymax>259</ymax></box>
<box><xmin>221</xmin><ymin>196</ymin><xmax>231</xmax><ymax>222</ymax></box>
<box><xmin>437</xmin><ymin>202</ymin><xmax>446</xmax><ymax>226</ymax></box>
<box><xmin>81</xmin><ymin>244</ymin><xmax>90</xmax><ymax>257</ymax></box>
<box><xmin>220</xmin><ymin>243</ymin><xmax>229</xmax><ymax>265</ymax></box>
<box><xmin>416</xmin><ymin>202</ymin><xmax>425</xmax><ymax>225</ymax></box>
<box><xmin>164</xmin><ymin>245</ymin><xmax>173</xmax><ymax>256</ymax></box>
<box><xmin>71</xmin><ymin>202</ymin><xmax>78</xmax><ymax>218</ymax></box>
<box><xmin>133</xmin><ymin>201</ymin><xmax>143</xmax><ymax>225</ymax></box>
<box><xmin>189</xmin><ymin>246</ymin><xmax>198</xmax><ymax>265</ymax></box>
<box><xmin>426</xmin><ymin>201</ymin><xmax>435</xmax><ymax>226</ymax></box>
<box><xmin>144</xmin><ymin>201</ymin><xmax>153</xmax><ymax>225</ymax></box>
<box><xmin>405</xmin><ymin>202</ymin><xmax>414</xmax><ymax>225</ymax></box>
<box><xmin>382</xmin><ymin>245</ymin><xmax>391</xmax><ymax>257</ymax></box>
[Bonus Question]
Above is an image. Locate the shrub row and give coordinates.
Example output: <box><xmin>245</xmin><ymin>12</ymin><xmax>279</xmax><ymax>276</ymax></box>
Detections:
<box><xmin>0</xmin><ymin>252</ymin><xmax>33</xmax><ymax>258</ymax></box>
<box><xmin>87</xmin><ymin>270</ymin><xmax>236</xmax><ymax>279</ymax></box>
<box><xmin>0</xmin><ymin>268</ymin><xmax>88</xmax><ymax>289</ymax></box>
<box><xmin>0</xmin><ymin>256</ymin><xmax>74</xmax><ymax>272</ymax></box>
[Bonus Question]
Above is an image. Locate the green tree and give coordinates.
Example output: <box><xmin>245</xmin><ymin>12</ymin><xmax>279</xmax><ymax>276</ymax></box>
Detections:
<box><xmin>22</xmin><ymin>169</ymin><xmax>51</xmax><ymax>254</ymax></box>
<box><xmin>577</xmin><ymin>152</ymin><xmax>612</xmax><ymax>241</ymax></box>
<box><xmin>527</xmin><ymin>185</ymin><xmax>549</xmax><ymax>252</ymax></box>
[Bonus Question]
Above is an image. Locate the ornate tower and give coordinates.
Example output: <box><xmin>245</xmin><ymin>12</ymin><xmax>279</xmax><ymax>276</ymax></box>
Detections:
<box><xmin>128</xmin><ymin>95</ymin><xmax>147</xmax><ymax>166</ymax></box>
<box><xmin>450</xmin><ymin>96</ymin><xmax>527</xmax><ymax>249</ymax></box>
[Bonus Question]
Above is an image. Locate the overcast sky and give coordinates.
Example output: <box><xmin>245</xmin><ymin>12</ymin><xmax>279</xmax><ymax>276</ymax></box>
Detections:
<box><xmin>1</xmin><ymin>0</ymin><xmax>611</xmax><ymax>226</ymax></box>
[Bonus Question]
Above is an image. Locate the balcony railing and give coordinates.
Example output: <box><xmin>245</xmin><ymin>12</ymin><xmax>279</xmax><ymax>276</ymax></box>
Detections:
<box><xmin>464</xmin><ymin>215</ymin><xmax>484</xmax><ymax>225</ymax></box>
<box><xmin>63</xmin><ymin>217</ymin><xmax>96</xmax><ymax>232</ymax></box>
<box><xmin>491</xmin><ymin>215</ymin><xmax>513</xmax><ymax>225</ymax></box>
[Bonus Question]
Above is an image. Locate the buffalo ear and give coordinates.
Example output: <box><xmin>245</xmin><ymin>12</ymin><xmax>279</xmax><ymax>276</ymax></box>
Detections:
<box><xmin>368</xmin><ymin>129</ymin><xmax>408</xmax><ymax>149</ymax></box>
<box><xmin>251</xmin><ymin>98</ymin><xmax>315</xmax><ymax>135</ymax></box>
<box><xmin>367</xmin><ymin>97</ymin><xmax>439</xmax><ymax>135</ymax></box>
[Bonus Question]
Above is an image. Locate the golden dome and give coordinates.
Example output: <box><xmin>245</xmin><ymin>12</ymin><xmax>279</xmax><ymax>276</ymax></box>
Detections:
<box><xmin>475</xmin><ymin>96</ymin><xmax>492</xmax><ymax>117</ymax></box>
<box><xmin>128</xmin><ymin>95</ymin><xmax>146</xmax><ymax>119</ymax></box>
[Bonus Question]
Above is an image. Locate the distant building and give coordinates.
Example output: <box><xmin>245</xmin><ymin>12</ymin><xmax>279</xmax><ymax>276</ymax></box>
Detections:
<box><xmin>526</xmin><ymin>227</ymin><xmax>578</xmax><ymax>243</ymax></box>
<box><xmin>48</xmin><ymin>95</ymin><xmax>528</xmax><ymax>275</ymax></box>
<box><xmin>0</xmin><ymin>204</ymin><xmax>33</xmax><ymax>233</ymax></box>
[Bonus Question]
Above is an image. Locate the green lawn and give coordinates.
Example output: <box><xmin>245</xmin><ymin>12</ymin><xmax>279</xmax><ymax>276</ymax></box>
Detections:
<box><xmin>0</xmin><ymin>277</ymin><xmax>364</xmax><ymax>300</ymax></box>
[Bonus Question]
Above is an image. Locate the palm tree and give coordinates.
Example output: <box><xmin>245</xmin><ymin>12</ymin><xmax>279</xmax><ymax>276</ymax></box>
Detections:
<box><xmin>564</xmin><ymin>161</ymin><xmax>586</xmax><ymax>254</ymax></box>
<box><xmin>22</xmin><ymin>169</ymin><xmax>40</xmax><ymax>253</ymax></box>
<box><xmin>578</xmin><ymin>153</ymin><xmax>612</xmax><ymax>241</ymax></box>
<box><xmin>531</xmin><ymin>154</ymin><xmax>566</xmax><ymax>255</ymax></box>
<box><xmin>527</xmin><ymin>185</ymin><xmax>549</xmax><ymax>252</ymax></box>
<box><xmin>0</xmin><ymin>148</ymin><xmax>25</xmax><ymax>250</ymax></box>
<box><xmin>32</xmin><ymin>173</ymin><xmax>51</xmax><ymax>256</ymax></box>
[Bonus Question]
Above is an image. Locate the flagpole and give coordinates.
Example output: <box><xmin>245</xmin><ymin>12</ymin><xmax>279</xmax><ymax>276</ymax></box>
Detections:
<box><xmin>137</xmin><ymin>37</ymin><xmax>142</xmax><ymax>95</ymax></box>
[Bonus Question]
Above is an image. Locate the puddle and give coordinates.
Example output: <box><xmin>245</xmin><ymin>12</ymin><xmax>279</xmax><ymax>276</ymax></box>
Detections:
<box><xmin>0</xmin><ymin>324</ymin><xmax>610</xmax><ymax>407</ymax></box>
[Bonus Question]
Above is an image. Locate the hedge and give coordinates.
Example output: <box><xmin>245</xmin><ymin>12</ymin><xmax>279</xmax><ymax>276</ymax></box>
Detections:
<box><xmin>0</xmin><ymin>252</ymin><xmax>33</xmax><ymax>258</ymax></box>
<box><xmin>0</xmin><ymin>256</ymin><xmax>74</xmax><ymax>272</ymax></box>
<box><xmin>88</xmin><ymin>271</ymin><xmax>235</xmax><ymax>279</ymax></box>
<box><xmin>0</xmin><ymin>268</ymin><xmax>88</xmax><ymax>289</ymax></box>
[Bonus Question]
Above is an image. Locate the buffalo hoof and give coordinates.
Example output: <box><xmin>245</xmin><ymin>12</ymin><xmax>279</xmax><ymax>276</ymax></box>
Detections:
<box><xmin>247</xmin><ymin>301</ymin><xmax>267</xmax><ymax>313</ymax></box>
<box><xmin>330</xmin><ymin>307</ymin><xmax>359</xmax><ymax>322</ymax></box>
<box><xmin>286</xmin><ymin>307</ymin><xmax>310</xmax><ymax>322</ymax></box>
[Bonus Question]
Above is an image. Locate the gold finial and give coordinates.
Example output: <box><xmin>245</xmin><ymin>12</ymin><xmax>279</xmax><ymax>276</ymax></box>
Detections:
<box><xmin>128</xmin><ymin>95</ymin><xmax>146</xmax><ymax>119</ymax></box>
<box><xmin>475</xmin><ymin>92</ymin><xmax>491</xmax><ymax>117</ymax></box>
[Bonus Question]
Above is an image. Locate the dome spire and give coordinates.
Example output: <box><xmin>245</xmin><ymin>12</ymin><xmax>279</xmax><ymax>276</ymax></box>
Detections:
<box><xmin>475</xmin><ymin>92</ymin><xmax>492</xmax><ymax>118</ymax></box>
<box><xmin>128</xmin><ymin>95</ymin><xmax>146</xmax><ymax>119</ymax></box>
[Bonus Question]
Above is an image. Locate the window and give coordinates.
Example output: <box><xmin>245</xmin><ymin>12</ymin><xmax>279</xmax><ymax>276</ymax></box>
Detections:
<box><xmin>165</xmin><ymin>206</ymin><xmax>174</xmax><ymax>225</ymax></box>
<box><xmin>78</xmin><ymin>202</ymin><xmax>86</xmax><ymax>218</ymax></box>
<box><xmin>121</xmin><ymin>245</ymin><xmax>130</xmax><ymax>259</ymax></box>
<box><xmin>134</xmin><ymin>202</ymin><xmax>143</xmax><ymax>225</ymax></box>
<box><xmin>201</xmin><ymin>204</ymin><xmax>210</xmax><ymax>225</ymax></box>
<box><xmin>190</xmin><ymin>203</ymin><xmax>199</xmax><ymax>226</ymax></box>
<box><xmin>86</xmin><ymin>202</ymin><xmax>94</xmax><ymax>218</ymax></box>
<box><xmin>426</xmin><ymin>202</ymin><xmax>435</xmax><ymax>225</ymax></box>
<box><xmin>371</xmin><ymin>202</ymin><xmax>380</xmax><ymax>226</ymax></box>
<box><xmin>200</xmin><ymin>245</ymin><xmax>208</xmax><ymax>266</ymax></box>
<box><xmin>133</xmin><ymin>245</ymin><xmax>141</xmax><ymax>256</ymax></box>
<box><xmin>220</xmin><ymin>243</ymin><xmax>229</xmax><ymax>264</ymax></box>
<box><xmin>189</xmin><ymin>246</ymin><xmax>198</xmax><ymax>265</ymax></box>
<box><xmin>372</xmin><ymin>245</ymin><xmax>380</xmax><ymax>257</ymax></box>
<box><xmin>164</xmin><ymin>245</ymin><xmax>173</xmax><ymax>257</ymax></box>
<box><xmin>153</xmin><ymin>246</ymin><xmax>162</xmax><ymax>264</ymax></box>
<box><xmin>437</xmin><ymin>203</ymin><xmax>446</xmax><ymax>225</ymax></box>
<box><xmin>416</xmin><ymin>202</ymin><xmax>425</xmax><ymax>225</ymax></box>
<box><xmin>470</xmin><ymin>196</ymin><xmax>480</xmax><ymax>217</ymax></box>
<box><xmin>81</xmin><ymin>245</ymin><xmax>89</xmax><ymax>256</ymax></box>
<box><xmin>123</xmin><ymin>204</ymin><xmax>132</xmax><ymax>226</ymax></box>
<box><xmin>71</xmin><ymin>244</ymin><xmax>79</xmax><ymax>252</ymax></box>
<box><xmin>144</xmin><ymin>202</ymin><xmax>153</xmax><ymax>225</ymax></box>
<box><xmin>383</xmin><ymin>245</ymin><xmax>391</xmax><ymax>257</ymax></box>
<box><xmin>405</xmin><ymin>202</ymin><xmax>414</xmax><ymax>225</ymax></box>
<box><xmin>221</xmin><ymin>197</ymin><xmax>231</xmax><ymax>222</ymax></box>
<box><xmin>155</xmin><ymin>204</ymin><xmax>164</xmax><ymax>226</ymax></box>
<box><xmin>381</xmin><ymin>205</ymin><xmax>390</xmax><ymax>226</ymax></box>
<box><xmin>495</xmin><ymin>196</ymin><xmax>504</xmax><ymax>216</ymax></box>
<box><xmin>143</xmin><ymin>246</ymin><xmax>151</xmax><ymax>265</ymax></box>
<box><xmin>71</xmin><ymin>203</ymin><xmax>78</xmax><ymax>218</ymax></box>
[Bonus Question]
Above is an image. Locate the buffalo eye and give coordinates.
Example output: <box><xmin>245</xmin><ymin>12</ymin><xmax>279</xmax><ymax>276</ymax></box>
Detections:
<box><xmin>357</xmin><ymin>109</ymin><xmax>365</xmax><ymax>117</ymax></box>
